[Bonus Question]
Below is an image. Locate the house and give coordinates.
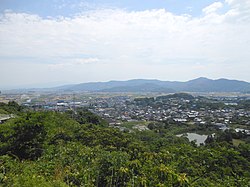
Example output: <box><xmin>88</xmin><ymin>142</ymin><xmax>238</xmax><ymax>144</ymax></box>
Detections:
<box><xmin>214</xmin><ymin>123</ymin><xmax>229</xmax><ymax>131</ymax></box>
<box><xmin>235</xmin><ymin>128</ymin><xmax>250</xmax><ymax>135</ymax></box>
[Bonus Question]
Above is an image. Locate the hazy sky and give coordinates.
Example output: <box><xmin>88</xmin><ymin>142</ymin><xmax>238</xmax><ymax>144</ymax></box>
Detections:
<box><xmin>1</xmin><ymin>0</ymin><xmax>250</xmax><ymax>89</ymax></box>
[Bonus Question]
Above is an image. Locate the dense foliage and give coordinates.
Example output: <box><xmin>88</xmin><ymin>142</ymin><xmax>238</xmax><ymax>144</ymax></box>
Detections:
<box><xmin>0</xmin><ymin>103</ymin><xmax>250</xmax><ymax>186</ymax></box>
<box><xmin>0</xmin><ymin>101</ymin><xmax>24</xmax><ymax>114</ymax></box>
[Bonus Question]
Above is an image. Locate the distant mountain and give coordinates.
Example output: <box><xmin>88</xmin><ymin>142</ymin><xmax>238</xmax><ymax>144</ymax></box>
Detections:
<box><xmin>11</xmin><ymin>77</ymin><xmax>250</xmax><ymax>93</ymax></box>
<box><xmin>55</xmin><ymin>79</ymin><xmax>173</xmax><ymax>92</ymax></box>
<box><xmin>182</xmin><ymin>77</ymin><xmax>250</xmax><ymax>92</ymax></box>
<box><xmin>100</xmin><ymin>83</ymin><xmax>175</xmax><ymax>93</ymax></box>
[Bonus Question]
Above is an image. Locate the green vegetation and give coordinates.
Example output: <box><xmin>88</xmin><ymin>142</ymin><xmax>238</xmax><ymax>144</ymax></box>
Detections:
<box><xmin>0</xmin><ymin>102</ymin><xmax>250</xmax><ymax>186</ymax></box>
<box><xmin>237</xmin><ymin>99</ymin><xmax>250</xmax><ymax>110</ymax></box>
<box><xmin>233</xmin><ymin>139</ymin><xmax>245</xmax><ymax>146</ymax></box>
<box><xmin>156</xmin><ymin>93</ymin><xmax>195</xmax><ymax>100</ymax></box>
<box><xmin>121</xmin><ymin>121</ymin><xmax>150</xmax><ymax>129</ymax></box>
<box><xmin>66</xmin><ymin>108</ymin><xmax>108</xmax><ymax>127</ymax></box>
<box><xmin>0</xmin><ymin>101</ymin><xmax>24</xmax><ymax>115</ymax></box>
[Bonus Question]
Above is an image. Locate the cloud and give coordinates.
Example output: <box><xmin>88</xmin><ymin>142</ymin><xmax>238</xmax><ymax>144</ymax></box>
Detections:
<box><xmin>73</xmin><ymin>57</ymin><xmax>100</xmax><ymax>64</ymax></box>
<box><xmin>202</xmin><ymin>2</ymin><xmax>223</xmax><ymax>14</ymax></box>
<box><xmin>48</xmin><ymin>57</ymin><xmax>101</xmax><ymax>69</ymax></box>
<box><xmin>225</xmin><ymin>0</ymin><xmax>250</xmax><ymax>7</ymax></box>
<box><xmin>0</xmin><ymin>1</ymin><xmax>250</xmax><ymax>87</ymax></box>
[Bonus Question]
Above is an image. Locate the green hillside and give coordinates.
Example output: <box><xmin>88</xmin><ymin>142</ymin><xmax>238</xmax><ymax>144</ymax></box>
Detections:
<box><xmin>0</xmin><ymin>103</ymin><xmax>249</xmax><ymax>186</ymax></box>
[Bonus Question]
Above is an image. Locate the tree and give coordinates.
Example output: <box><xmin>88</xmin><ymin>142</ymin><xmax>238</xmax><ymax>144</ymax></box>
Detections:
<box><xmin>0</xmin><ymin>112</ymin><xmax>47</xmax><ymax>160</ymax></box>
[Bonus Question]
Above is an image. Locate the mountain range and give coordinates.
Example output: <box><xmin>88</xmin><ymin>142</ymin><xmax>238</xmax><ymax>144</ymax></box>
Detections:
<box><xmin>48</xmin><ymin>77</ymin><xmax>250</xmax><ymax>93</ymax></box>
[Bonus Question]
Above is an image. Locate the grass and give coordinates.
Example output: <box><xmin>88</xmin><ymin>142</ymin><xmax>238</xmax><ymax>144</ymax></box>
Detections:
<box><xmin>232</xmin><ymin>139</ymin><xmax>245</xmax><ymax>146</ymax></box>
<box><xmin>0</xmin><ymin>108</ymin><xmax>8</xmax><ymax>114</ymax></box>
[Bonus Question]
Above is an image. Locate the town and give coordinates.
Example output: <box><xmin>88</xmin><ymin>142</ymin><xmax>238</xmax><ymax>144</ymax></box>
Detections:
<box><xmin>1</xmin><ymin>91</ymin><xmax>250</xmax><ymax>138</ymax></box>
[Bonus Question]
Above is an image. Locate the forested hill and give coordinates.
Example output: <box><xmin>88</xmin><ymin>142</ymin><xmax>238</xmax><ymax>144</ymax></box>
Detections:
<box><xmin>41</xmin><ymin>77</ymin><xmax>250</xmax><ymax>93</ymax></box>
<box><xmin>0</xmin><ymin>102</ymin><xmax>250</xmax><ymax>186</ymax></box>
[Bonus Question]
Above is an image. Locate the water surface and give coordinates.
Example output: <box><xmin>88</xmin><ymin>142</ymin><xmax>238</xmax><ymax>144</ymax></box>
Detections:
<box><xmin>177</xmin><ymin>133</ymin><xmax>208</xmax><ymax>145</ymax></box>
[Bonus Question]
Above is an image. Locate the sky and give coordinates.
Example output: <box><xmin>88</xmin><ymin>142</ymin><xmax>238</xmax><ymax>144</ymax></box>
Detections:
<box><xmin>0</xmin><ymin>0</ymin><xmax>250</xmax><ymax>89</ymax></box>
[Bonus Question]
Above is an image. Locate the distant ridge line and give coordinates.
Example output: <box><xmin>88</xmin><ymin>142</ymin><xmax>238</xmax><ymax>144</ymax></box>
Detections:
<box><xmin>14</xmin><ymin>77</ymin><xmax>250</xmax><ymax>93</ymax></box>
<box><xmin>43</xmin><ymin>77</ymin><xmax>250</xmax><ymax>93</ymax></box>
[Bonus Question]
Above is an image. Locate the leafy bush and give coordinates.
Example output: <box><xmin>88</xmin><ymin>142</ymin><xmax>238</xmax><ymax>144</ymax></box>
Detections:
<box><xmin>0</xmin><ymin>108</ymin><xmax>249</xmax><ymax>186</ymax></box>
